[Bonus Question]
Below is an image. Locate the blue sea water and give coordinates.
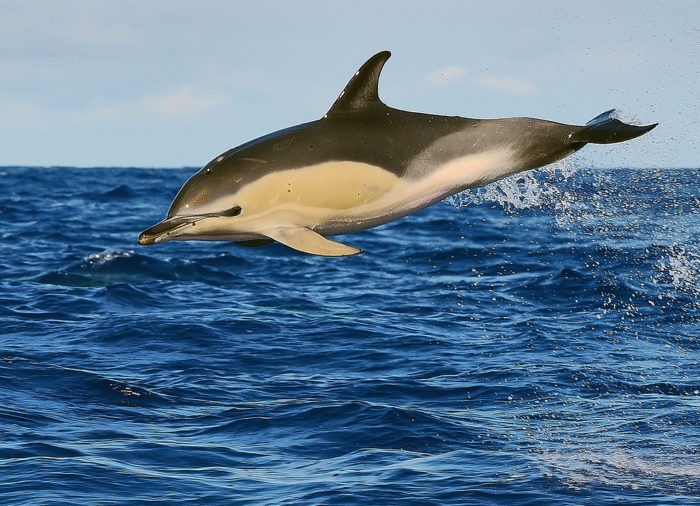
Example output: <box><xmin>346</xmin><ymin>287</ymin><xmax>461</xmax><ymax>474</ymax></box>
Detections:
<box><xmin>1</xmin><ymin>164</ymin><xmax>699</xmax><ymax>505</ymax></box>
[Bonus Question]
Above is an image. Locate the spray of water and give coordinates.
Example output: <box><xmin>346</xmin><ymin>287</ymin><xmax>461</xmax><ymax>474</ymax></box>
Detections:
<box><xmin>655</xmin><ymin>245</ymin><xmax>700</xmax><ymax>297</ymax></box>
<box><xmin>444</xmin><ymin>156</ymin><xmax>581</xmax><ymax>213</ymax></box>
<box><xmin>444</xmin><ymin>157</ymin><xmax>699</xmax><ymax>304</ymax></box>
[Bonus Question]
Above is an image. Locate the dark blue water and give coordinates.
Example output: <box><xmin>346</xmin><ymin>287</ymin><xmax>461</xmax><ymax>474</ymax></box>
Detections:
<box><xmin>1</xmin><ymin>165</ymin><xmax>699</xmax><ymax>505</ymax></box>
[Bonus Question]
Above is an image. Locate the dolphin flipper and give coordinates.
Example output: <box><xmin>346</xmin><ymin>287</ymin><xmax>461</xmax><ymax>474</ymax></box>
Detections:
<box><xmin>572</xmin><ymin>109</ymin><xmax>657</xmax><ymax>144</ymax></box>
<box><xmin>261</xmin><ymin>227</ymin><xmax>362</xmax><ymax>257</ymax></box>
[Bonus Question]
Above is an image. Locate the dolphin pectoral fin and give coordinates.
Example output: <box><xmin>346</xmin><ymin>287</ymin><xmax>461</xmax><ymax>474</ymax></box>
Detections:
<box><xmin>261</xmin><ymin>227</ymin><xmax>362</xmax><ymax>257</ymax></box>
<box><xmin>572</xmin><ymin>109</ymin><xmax>657</xmax><ymax>144</ymax></box>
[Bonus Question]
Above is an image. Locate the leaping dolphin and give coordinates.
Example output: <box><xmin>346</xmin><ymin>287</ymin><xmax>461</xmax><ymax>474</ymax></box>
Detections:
<box><xmin>138</xmin><ymin>51</ymin><xmax>656</xmax><ymax>256</ymax></box>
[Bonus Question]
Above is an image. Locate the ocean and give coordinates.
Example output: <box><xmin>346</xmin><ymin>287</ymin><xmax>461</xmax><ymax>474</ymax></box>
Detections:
<box><xmin>1</xmin><ymin>164</ymin><xmax>699</xmax><ymax>505</ymax></box>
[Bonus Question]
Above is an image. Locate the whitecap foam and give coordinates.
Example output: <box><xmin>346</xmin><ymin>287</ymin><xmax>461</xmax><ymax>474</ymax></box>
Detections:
<box><xmin>83</xmin><ymin>250</ymin><xmax>135</xmax><ymax>269</ymax></box>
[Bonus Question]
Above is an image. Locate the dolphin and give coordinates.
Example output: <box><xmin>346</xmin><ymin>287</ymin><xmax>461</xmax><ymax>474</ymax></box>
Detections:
<box><xmin>138</xmin><ymin>50</ymin><xmax>656</xmax><ymax>256</ymax></box>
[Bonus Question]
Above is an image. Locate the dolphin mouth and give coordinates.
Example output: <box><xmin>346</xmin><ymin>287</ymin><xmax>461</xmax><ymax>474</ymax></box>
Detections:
<box><xmin>138</xmin><ymin>215</ymin><xmax>207</xmax><ymax>245</ymax></box>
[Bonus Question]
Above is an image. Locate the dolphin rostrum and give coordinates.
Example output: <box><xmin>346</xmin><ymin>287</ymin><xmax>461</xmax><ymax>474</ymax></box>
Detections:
<box><xmin>138</xmin><ymin>51</ymin><xmax>656</xmax><ymax>256</ymax></box>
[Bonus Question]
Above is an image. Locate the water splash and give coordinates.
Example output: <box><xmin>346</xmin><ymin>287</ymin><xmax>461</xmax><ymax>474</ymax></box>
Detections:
<box><xmin>444</xmin><ymin>157</ymin><xmax>580</xmax><ymax>213</ymax></box>
<box><xmin>608</xmin><ymin>108</ymin><xmax>645</xmax><ymax>127</ymax></box>
<box><xmin>655</xmin><ymin>245</ymin><xmax>700</xmax><ymax>296</ymax></box>
<box><xmin>83</xmin><ymin>250</ymin><xmax>136</xmax><ymax>268</ymax></box>
<box><xmin>446</xmin><ymin>163</ymin><xmax>700</xmax><ymax>318</ymax></box>
<box><xmin>537</xmin><ymin>448</ymin><xmax>700</xmax><ymax>494</ymax></box>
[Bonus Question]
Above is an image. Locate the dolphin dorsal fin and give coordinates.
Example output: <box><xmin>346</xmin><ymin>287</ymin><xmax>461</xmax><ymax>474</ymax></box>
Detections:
<box><xmin>325</xmin><ymin>51</ymin><xmax>391</xmax><ymax>117</ymax></box>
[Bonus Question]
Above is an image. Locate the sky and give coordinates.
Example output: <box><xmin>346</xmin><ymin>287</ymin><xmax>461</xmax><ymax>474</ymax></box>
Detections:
<box><xmin>1</xmin><ymin>0</ymin><xmax>698</xmax><ymax>168</ymax></box>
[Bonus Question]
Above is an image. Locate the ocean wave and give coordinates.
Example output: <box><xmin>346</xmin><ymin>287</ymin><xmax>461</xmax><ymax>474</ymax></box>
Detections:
<box><xmin>2</xmin><ymin>167</ymin><xmax>700</xmax><ymax>505</ymax></box>
<box><xmin>100</xmin><ymin>184</ymin><xmax>138</xmax><ymax>199</ymax></box>
<box><xmin>34</xmin><ymin>249</ymin><xmax>247</xmax><ymax>287</ymax></box>
<box><xmin>3</xmin><ymin>355</ymin><xmax>170</xmax><ymax>408</ymax></box>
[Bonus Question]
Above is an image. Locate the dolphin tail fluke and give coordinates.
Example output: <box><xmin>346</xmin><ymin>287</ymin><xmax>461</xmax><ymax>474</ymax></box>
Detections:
<box><xmin>572</xmin><ymin>109</ymin><xmax>657</xmax><ymax>144</ymax></box>
<box><xmin>261</xmin><ymin>226</ymin><xmax>362</xmax><ymax>257</ymax></box>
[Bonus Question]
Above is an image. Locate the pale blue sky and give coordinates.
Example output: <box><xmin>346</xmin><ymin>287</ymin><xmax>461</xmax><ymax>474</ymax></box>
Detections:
<box><xmin>1</xmin><ymin>0</ymin><xmax>698</xmax><ymax>168</ymax></box>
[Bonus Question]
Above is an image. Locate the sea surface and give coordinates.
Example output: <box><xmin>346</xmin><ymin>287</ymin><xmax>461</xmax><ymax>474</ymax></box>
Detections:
<box><xmin>1</xmin><ymin>164</ymin><xmax>699</xmax><ymax>505</ymax></box>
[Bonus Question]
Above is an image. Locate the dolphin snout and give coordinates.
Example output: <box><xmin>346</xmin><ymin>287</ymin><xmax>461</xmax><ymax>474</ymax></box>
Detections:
<box><xmin>138</xmin><ymin>215</ymin><xmax>197</xmax><ymax>245</ymax></box>
<box><xmin>137</xmin><ymin>230</ymin><xmax>157</xmax><ymax>245</ymax></box>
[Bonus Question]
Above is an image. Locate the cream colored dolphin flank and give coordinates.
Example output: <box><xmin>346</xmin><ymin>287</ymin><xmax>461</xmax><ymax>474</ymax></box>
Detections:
<box><xmin>139</xmin><ymin>51</ymin><xmax>657</xmax><ymax>256</ymax></box>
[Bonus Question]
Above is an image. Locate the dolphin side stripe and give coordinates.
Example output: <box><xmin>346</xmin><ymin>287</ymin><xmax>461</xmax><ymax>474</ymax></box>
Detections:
<box><xmin>408</xmin><ymin>147</ymin><xmax>516</xmax><ymax>197</ymax></box>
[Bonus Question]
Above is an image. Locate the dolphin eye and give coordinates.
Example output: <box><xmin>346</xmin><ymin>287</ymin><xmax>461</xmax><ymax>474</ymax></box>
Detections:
<box><xmin>220</xmin><ymin>206</ymin><xmax>242</xmax><ymax>217</ymax></box>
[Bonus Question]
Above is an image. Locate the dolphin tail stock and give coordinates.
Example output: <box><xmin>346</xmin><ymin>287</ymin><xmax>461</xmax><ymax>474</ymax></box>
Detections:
<box><xmin>571</xmin><ymin>109</ymin><xmax>657</xmax><ymax>145</ymax></box>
